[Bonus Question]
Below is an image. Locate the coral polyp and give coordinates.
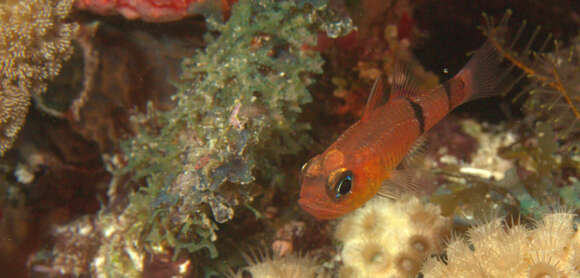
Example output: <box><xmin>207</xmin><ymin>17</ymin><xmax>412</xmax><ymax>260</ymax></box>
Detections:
<box><xmin>422</xmin><ymin>212</ymin><xmax>580</xmax><ymax>277</ymax></box>
<box><xmin>0</xmin><ymin>0</ymin><xmax>77</xmax><ymax>155</ymax></box>
<box><xmin>226</xmin><ymin>250</ymin><xmax>320</xmax><ymax>278</ymax></box>
<box><xmin>336</xmin><ymin>196</ymin><xmax>451</xmax><ymax>278</ymax></box>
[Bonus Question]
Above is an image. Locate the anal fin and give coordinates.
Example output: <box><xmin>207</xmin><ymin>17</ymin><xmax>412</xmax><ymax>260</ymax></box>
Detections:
<box><xmin>399</xmin><ymin>135</ymin><xmax>429</xmax><ymax>168</ymax></box>
<box><xmin>377</xmin><ymin>169</ymin><xmax>439</xmax><ymax>199</ymax></box>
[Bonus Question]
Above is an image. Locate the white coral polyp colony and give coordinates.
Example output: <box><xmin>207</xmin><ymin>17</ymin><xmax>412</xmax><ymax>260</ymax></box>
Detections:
<box><xmin>422</xmin><ymin>212</ymin><xmax>580</xmax><ymax>277</ymax></box>
<box><xmin>227</xmin><ymin>252</ymin><xmax>320</xmax><ymax>278</ymax></box>
<box><xmin>335</xmin><ymin>195</ymin><xmax>451</xmax><ymax>278</ymax></box>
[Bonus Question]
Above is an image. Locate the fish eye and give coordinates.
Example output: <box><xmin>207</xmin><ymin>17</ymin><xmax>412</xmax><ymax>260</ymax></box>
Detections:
<box><xmin>327</xmin><ymin>169</ymin><xmax>353</xmax><ymax>200</ymax></box>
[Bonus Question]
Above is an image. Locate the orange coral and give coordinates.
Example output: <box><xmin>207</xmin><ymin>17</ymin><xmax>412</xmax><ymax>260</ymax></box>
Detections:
<box><xmin>75</xmin><ymin>0</ymin><xmax>238</xmax><ymax>22</ymax></box>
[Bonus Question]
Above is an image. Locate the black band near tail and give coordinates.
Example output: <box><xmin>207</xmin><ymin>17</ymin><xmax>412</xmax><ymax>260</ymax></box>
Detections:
<box><xmin>406</xmin><ymin>98</ymin><xmax>425</xmax><ymax>134</ymax></box>
<box><xmin>443</xmin><ymin>81</ymin><xmax>453</xmax><ymax>110</ymax></box>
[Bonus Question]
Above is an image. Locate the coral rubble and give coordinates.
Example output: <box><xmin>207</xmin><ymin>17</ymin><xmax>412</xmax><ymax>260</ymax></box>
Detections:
<box><xmin>49</xmin><ymin>216</ymin><xmax>101</xmax><ymax>276</ymax></box>
<box><xmin>0</xmin><ymin>0</ymin><xmax>77</xmax><ymax>155</ymax></box>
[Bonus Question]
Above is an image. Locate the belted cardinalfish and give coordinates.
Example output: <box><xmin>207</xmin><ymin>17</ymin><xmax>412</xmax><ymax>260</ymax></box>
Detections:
<box><xmin>298</xmin><ymin>38</ymin><xmax>513</xmax><ymax>219</ymax></box>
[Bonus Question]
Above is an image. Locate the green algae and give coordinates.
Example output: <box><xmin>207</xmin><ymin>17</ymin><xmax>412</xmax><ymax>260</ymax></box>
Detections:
<box><xmin>91</xmin><ymin>0</ymin><xmax>353</xmax><ymax>275</ymax></box>
<box><xmin>559</xmin><ymin>179</ymin><xmax>580</xmax><ymax>211</ymax></box>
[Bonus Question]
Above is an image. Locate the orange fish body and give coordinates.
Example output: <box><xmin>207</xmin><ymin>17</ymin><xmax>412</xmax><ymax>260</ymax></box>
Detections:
<box><xmin>299</xmin><ymin>42</ymin><xmax>504</xmax><ymax>219</ymax></box>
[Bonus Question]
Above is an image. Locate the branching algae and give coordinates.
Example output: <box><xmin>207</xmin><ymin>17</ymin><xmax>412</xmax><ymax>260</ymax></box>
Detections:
<box><xmin>481</xmin><ymin>11</ymin><xmax>580</xmax><ymax>214</ymax></box>
<box><xmin>92</xmin><ymin>0</ymin><xmax>353</xmax><ymax>275</ymax></box>
<box><xmin>482</xmin><ymin>10</ymin><xmax>580</xmax><ymax>141</ymax></box>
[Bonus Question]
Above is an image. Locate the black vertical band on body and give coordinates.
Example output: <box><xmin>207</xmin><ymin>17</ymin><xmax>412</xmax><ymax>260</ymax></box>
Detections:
<box><xmin>405</xmin><ymin>97</ymin><xmax>425</xmax><ymax>134</ymax></box>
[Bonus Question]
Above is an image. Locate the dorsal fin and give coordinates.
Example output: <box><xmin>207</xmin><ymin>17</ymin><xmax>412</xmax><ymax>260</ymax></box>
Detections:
<box><xmin>389</xmin><ymin>62</ymin><xmax>420</xmax><ymax>100</ymax></box>
<box><xmin>362</xmin><ymin>63</ymin><xmax>423</xmax><ymax>122</ymax></box>
<box><xmin>362</xmin><ymin>77</ymin><xmax>385</xmax><ymax>122</ymax></box>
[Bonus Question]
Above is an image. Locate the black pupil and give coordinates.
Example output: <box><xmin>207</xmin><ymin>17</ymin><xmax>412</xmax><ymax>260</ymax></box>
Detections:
<box><xmin>335</xmin><ymin>172</ymin><xmax>352</xmax><ymax>197</ymax></box>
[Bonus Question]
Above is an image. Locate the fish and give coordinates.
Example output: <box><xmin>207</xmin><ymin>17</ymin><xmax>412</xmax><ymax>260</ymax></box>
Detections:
<box><xmin>298</xmin><ymin>38</ymin><xmax>514</xmax><ymax>220</ymax></box>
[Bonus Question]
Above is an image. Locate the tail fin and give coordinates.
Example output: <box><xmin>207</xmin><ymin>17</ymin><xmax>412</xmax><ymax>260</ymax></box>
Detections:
<box><xmin>459</xmin><ymin>10</ymin><xmax>552</xmax><ymax>100</ymax></box>
<box><xmin>459</xmin><ymin>41</ymin><xmax>511</xmax><ymax>100</ymax></box>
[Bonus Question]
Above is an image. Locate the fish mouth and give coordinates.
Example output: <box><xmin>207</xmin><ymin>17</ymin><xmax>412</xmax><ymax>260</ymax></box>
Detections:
<box><xmin>298</xmin><ymin>198</ymin><xmax>346</xmax><ymax>220</ymax></box>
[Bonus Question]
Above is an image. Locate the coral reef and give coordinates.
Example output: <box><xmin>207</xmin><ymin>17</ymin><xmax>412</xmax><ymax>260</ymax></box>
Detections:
<box><xmin>335</xmin><ymin>195</ymin><xmax>451</xmax><ymax>278</ymax></box>
<box><xmin>422</xmin><ymin>212</ymin><xmax>580</xmax><ymax>277</ymax></box>
<box><xmin>0</xmin><ymin>0</ymin><xmax>574</xmax><ymax>276</ymax></box>
<box><xmin>75</xmin><ymin>0</ymin><xmax>238</xmax><ymax>22</ymax></box>
<box><xmin>0</xmin><ymin>0</ymin><xmax>78</xmax><ymax>156</ymax></box>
